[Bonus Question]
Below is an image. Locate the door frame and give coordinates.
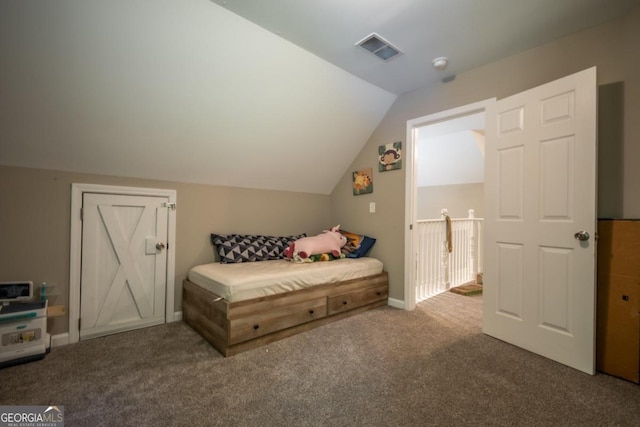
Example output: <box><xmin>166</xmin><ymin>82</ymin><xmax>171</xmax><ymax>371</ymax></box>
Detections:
<box><xmin>404</xmin><ymin>98</ymin><xmax>495</xmax><ymax>310</ymax></box>
<box><xmin>69</xmin><ymin>183</ymin><xmax>177</xmax><ymax>344</ymax></box>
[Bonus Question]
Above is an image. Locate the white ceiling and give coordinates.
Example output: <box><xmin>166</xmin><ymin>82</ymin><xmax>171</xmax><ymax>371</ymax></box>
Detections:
<box><xmin>212</xmin><ymin>0</ymin><xmax>640</xmax><ymax>95</ymax></box>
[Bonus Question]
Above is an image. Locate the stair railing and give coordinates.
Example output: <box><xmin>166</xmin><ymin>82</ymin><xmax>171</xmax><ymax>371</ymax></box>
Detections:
<box><xmin>415</xmin><ymin>209</ymin><xmax>483</xmax><ymax>302</ymax></box>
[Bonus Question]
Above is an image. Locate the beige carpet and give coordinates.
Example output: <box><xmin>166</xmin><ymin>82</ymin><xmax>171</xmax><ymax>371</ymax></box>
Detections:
<box><xmin>1</xmin><ymin>292</ymin><xmax>639</xmax><ymax>426</ymax></box>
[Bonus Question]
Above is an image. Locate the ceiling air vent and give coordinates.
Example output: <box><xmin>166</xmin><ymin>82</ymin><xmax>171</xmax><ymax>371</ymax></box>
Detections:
<box><xmin>355</xmin><ymin>33</ymin><xmax>403</xmax><ymax>61</ymax></box>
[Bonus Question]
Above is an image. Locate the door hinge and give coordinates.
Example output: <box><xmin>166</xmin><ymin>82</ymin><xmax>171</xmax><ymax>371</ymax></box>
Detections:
<box><xmin>78</xmin><ymin>318</ymin><xmax>81</xmax><ymax>330</ymax></box>
<box><xmin>162</xmin><ymin>202</ymin><xmax>176</xmax><ymax>211</ymax></box>
<box><xmin>80</xmin><ymin>208</ymin><xmax>83</xmax><ymax>221</ymax></box>
<box><xmin>410</xmin><ymin>224</ymin><xmax>413</xmax><ymax>230</ymax></box>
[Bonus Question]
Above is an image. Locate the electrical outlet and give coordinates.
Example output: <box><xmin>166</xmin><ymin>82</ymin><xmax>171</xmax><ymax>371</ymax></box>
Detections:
<box><xmin>369</xmin><ymin>202</ymin><xmax>376</xmax><ymax>213</ymax></box>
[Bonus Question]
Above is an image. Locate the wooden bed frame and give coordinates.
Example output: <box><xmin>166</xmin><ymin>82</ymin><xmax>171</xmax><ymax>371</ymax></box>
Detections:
<box><xmin>182</xmin><ymin>271</ymin><xmax>388</xmax><ymax>356</ymax></box>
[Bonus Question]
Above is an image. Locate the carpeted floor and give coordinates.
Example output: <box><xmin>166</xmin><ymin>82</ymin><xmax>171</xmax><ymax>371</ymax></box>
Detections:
<box><xmin>1</xmin><ymin>292</ymin><xmax>639</xmax><ymax>426</ymax></box>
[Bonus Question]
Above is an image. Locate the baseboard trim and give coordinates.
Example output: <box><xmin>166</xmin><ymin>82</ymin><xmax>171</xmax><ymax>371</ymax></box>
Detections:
<box><xmin>387</xmin><ymin>298</ymin><xmax>405</xmax><ymax>309</ymax></box>
<box><xmin>51</xmin><ymin>333</ymin><xmax>70</xmax><ymax>348</ymax></box>
<box><xmin>51</xmin><ymin>312</ymin><xmax>182</xmax><ymax>348</ymax></box>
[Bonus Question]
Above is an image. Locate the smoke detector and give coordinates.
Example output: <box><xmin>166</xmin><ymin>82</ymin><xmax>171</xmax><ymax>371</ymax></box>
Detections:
<box><xmin>356</xmin><ymin>33</ymin><xmax>403</xmax><ymax>61</ymax></box>
<box><xmin>432</xmin><ymin>57</ymin><xmax>448</xmax><ymax>70</ymax></box>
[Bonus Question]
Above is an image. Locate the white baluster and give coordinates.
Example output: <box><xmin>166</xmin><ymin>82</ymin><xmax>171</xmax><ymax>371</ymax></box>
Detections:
<box><xmin>470</xmin><ymin>215</ymin><xmax>477</xmax><ymax>281</ymax></box>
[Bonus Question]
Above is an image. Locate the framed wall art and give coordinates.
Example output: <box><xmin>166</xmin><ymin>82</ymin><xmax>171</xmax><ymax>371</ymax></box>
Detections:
<box><xmin>378</xmin><ymin>141</ymin><xmax>402</xmax><ymax>172</ymax></box>
<box><xmin>352</xmin><ymin>168</ymin><xmax>373</xmax><ymax>195</ymax></box>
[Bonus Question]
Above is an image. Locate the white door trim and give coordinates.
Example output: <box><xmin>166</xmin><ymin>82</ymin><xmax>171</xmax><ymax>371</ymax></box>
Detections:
<box><xmin>404</xmin><ymin>99</ymin><xmax>496</xmax><ymax>310</ymax></box>
<box><xmin>69</xmin><ymin>183</ymin><xmax>177</xmax><ymax>344</ymax></box>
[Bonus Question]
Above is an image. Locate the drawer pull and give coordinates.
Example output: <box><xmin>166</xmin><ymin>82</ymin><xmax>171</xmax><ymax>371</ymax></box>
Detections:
<box><xmin>309</xmin><ymin>309</ymin><xmax>314</xmax><ymax>315</ymax></box>
<box><xmin>253</xmin><ymin>324</ymin><xmax>260</xmax><ymax>330</ymax></box>
<box><xmin>376</xmin><ymin>291</ymin><xmax>382</xmax><ymax>296</ymax></box>
<box><xmin>343</xmin><ymin>301</ymin><xmax>348</xmax><ymax>305</ymax></box>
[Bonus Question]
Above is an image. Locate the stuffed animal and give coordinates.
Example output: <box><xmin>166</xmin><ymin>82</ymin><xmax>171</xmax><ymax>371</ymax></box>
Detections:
<box><xmin>284</xmin><ymin>225</ymin><xmax>347</xmax><ymax>259</ymax></box>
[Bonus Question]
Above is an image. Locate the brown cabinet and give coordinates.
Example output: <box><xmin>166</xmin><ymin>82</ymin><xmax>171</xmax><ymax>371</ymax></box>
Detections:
<box><xmin>596</xmin><ymin>220</ymin><xmax>640</xmax><ymax>383</ymax></box>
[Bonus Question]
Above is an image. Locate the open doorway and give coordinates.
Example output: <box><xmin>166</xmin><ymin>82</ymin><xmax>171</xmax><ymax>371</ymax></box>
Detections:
<box><xmin>404</xmin><ymin>99</ymin><xmax>495</xmax><ymax>310</ymax></box>
<box><xmin>414</xmin><ymin>112</ymin><xmax>485</xmax><ymax>302</ymax></box>
<box><xmin>416</xmin><ymin>112</ymin><xmax>485</xmax><ymax>219</ymax></box>
<box><xmin>405</xmin><ymin>69</ymin><xmax>598</xmax><ymax>374</ymax></box>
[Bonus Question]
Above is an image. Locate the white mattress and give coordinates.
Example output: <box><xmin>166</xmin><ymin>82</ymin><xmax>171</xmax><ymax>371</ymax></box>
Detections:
<box><xmin>188</xmin><ymin>258</ymin><xmax>384</xmax><ymax>302</ymax></box>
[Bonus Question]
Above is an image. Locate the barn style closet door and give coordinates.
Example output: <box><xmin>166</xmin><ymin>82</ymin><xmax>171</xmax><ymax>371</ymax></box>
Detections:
<box><xmin>80</xmin><ymin>193</ymin><xmax>168</xmax><ymax>339</ymax></box>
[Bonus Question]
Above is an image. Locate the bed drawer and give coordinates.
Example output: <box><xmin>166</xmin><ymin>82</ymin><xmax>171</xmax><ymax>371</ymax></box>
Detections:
<box><xmin>327</xmin><ymin>284</ymin><xmax>388</xmax><ymax>315</ymax></box>
<box><xmin>229</xmin><ymin>297</ymin><xmax>327</xmax><ymax>345</ymax></box>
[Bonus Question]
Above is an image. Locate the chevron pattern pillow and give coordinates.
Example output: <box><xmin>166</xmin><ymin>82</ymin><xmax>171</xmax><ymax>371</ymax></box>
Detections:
<box><xmin>211</xmin><ymin>233</ymin><xmax>306</xmax><ymax>264</ymax></box>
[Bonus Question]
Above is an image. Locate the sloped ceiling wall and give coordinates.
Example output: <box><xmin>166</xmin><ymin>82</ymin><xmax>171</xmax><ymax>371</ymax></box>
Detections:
<box><xmin>0</xmin><ymin>0</ymin><xmax>396</xmax><ymax>194</ymax></box>
<box><xmin>416</xmin><ymin>112</ymin><xmax>485</xmax><ymax>187</ymax></box>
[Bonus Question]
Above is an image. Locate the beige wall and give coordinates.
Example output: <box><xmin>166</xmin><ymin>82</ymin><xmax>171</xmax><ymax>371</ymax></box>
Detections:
<box><xmin>330</xmin><ymin>8</ymin><xmax>640</xmax><ymax>302</ymax></box>
<box><xmin>417</xmin><ymin>184</ymin><xmax>484</xmax><ymax>220</ymax></box>
<box><xmin>0</xmin><ymin>165</ymin><xmax>330</xmax><ymax>335</ymax></box>
<box><xmin>598</xmin><ymin>81</ymin><xmax>625</xmax><ymax>218</ymax></box>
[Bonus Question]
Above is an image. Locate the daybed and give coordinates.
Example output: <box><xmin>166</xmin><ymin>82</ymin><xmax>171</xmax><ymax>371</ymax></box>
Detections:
<box><xmin>183</xmin><ymin>257</ymin><xmax>389</xmax><ymax>356</ymax></box>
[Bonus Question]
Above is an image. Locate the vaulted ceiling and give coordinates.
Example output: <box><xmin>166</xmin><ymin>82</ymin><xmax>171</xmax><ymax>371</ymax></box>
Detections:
<box><xmin>1</xmin><ymin>0</ymin><xmax>637</xmax><ymax>194</ymax></box>
<box><xmin>212</xmin><ymin>0</ymin><xmax>640</xmax><ymax>95</ymax></box>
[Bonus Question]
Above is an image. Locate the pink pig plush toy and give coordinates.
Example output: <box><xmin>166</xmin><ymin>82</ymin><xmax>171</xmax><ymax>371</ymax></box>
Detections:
<box><xmin>284</xmin><ymin>225</ymin><xmax>347</xmax><ymax>260</ymax></box>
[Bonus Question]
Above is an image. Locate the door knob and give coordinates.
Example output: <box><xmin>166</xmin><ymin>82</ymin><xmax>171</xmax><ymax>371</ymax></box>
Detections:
<box><xmin>574</xmin><ymin>231</ymin><xmax>590</xmax><ymax>241</ymax></box>
<box><xmin>156</xmin><ymin>242</ymin><xmax>166</xmax><ymax>250</ymax></box>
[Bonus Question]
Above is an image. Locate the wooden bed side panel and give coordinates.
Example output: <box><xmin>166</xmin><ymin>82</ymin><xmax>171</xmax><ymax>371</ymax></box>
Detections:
<box><xmin>228</xmin><ymin>285</ymin><xmax>332</xmax><ymax>320</ymax></box>
<box><xmin>327</xmin><ymin>283</ymin><xmax>388</xmax><ymax>315</ymax></box>
<box><xmin>183</xmin><ymin>303</ymin><xmax>230</xmax><ymax>356</ymax></box>
<box><xmin>182</xmin><ymin>279</ymin><xmax>230</xmax><ymax>356</ymax></box>
<box><xmin>183</xmin><ymin>280</ymin><xmax>228</xmax><ymax>321</ymax></box>
<box><xmin>329</xmin><ymin>271</ymin><xmax>388</xmax><ymax>297</ymax></box>
<box><xmin>182</xmin><ymin>271</ymin><xmax>389</xmax><ymax>357</ymax></box>
<box><xmin>226</xmin><ymin>300</ymin><xmax>388</xmax><ymax>356</ymax></box>
<box><xmin>228</xmin><ymin>271</ymin><xmax>389</xmax><ymax>319</ymax></box>
<box><xmin>229</xmin><ymin>297</ymin><xmax>327</xmax><ymax>345</ymax></box>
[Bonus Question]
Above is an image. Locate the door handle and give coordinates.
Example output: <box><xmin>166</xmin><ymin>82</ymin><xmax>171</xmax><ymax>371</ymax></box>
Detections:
<box><xmin>156</xmin><ymin>242</ymin><xmax>166</xmax><ymax>250</ymax></box>
<box><xmin>574</xmin><ymin>231</ymin><xmax>590</xmax><ymax>241</ymax></box>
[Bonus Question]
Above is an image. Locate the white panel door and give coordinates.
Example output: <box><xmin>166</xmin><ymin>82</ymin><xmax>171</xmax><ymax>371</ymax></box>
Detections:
<box><xmin>483</xmin><ymin>67</ymin><xmax>597</xmax><ymax>374</ymax></box>
<box><xmin>80</xmin><ymin>193</ymin><xmax>168</xmax><ymax>339</ymax></box>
